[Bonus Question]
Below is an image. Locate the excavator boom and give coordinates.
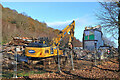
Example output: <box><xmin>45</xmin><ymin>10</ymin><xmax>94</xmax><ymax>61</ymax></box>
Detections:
<box><xmin>53</xmin><ymin>20</ymin><xmax>75</xmax><ymax>47</ymax></box>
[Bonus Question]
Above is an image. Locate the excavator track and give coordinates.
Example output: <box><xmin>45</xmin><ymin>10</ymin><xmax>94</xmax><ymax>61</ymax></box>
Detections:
<box><xmin>19</xmin><ymin>55</ymin><xmax>70</xmax><ymax>71</ymax></box>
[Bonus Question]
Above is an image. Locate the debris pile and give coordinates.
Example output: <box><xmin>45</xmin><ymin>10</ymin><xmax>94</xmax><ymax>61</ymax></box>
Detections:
<box><xmin>74</xmin><ymin>47</ymin><xmax>118</xmax><ymax>61</ymax></box>
<box><xmin>7</xmin><ymin>37</ymin><xmax>33</xmax><ymax>46</ymax></box>
<box><xmin>1</xmin><ymin>37</ymin><xmax>119</xmax><ymax>79</ymax></box>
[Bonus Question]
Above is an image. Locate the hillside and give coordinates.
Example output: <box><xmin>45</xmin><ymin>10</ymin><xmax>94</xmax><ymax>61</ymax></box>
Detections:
<box><xmin>1</xmin><ymin>4</ymin><xmax>82</xmax><ymax>47</ymax></box>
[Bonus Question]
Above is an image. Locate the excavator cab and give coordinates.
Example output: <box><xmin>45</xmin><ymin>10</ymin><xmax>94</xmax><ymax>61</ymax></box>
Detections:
<box><xmin>25</xmin><ymin>37</ymin><xmax>63</xmax><ymax>58</ymax></box>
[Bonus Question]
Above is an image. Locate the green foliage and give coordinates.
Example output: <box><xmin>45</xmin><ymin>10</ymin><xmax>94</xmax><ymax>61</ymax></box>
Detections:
<box><xmin>2</xmin><ymin>40</ymin><xmax>7</xmax><ymax>45</ymax></box>
<box><xmin>17</xmin><ymin>70</ymin><xmax>45</xmax><ymax>77</ymax></box>
<box><xmin>10</xmin><ymin>20</ymin><xmax>16</xmax><ymax>24</ymax></box>
<box><xmin>16</xmin><ymin>24</ymin><xmax>19</xmax><ymax>28</ymax></box>
<box><xmin>2</xmin><ymin>71</ymin><xmax>13</xmax><ymax>78</ymax></box>
<box><xmin>2</xmin><ymin>36</ymin><xmax>8</xmax><ymax>44</ymax></box>
<box><xmin>2</xmin><ymin>70</ymin><xmax>46</xmax><ymax>78</ymax></box>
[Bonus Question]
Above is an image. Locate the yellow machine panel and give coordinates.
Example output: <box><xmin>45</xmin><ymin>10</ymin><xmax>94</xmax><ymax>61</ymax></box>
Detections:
<box><xmin>25</xmin><ymin>46</ymin><xmax>63</xmax><ymax>58</ymax></box>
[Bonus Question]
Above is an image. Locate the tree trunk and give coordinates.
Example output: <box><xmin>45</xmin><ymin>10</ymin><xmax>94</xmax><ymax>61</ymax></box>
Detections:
<box><xmin>118</xmin><ymin>1</ymin><xmax>120</xmax><ymax>72</ymax></box>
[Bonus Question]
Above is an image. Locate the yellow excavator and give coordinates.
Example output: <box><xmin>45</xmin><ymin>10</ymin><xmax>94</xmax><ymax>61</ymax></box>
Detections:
<box><xmin>25</xmin><ymin>20</ymin><xmax>75</xmax><ymax>59</ymax></box>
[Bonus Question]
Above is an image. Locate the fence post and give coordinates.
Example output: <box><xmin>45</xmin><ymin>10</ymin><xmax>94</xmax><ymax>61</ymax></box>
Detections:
<box><xmin>57</xmin><ymin>48</ymin><xmax>61</xmax><ymax>72</ymax></box>
<box><xmin>70</xmin><ymin>50</ymin><xmax>74</xmax><ymax>70</ymax></box>
<box><xmin>13</xmin><ymin>46</ymin><xmax>18</xmax><ymax>78</ymax></box>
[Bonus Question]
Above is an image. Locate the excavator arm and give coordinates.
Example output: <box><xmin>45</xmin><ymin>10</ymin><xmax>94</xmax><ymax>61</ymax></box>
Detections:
<box><xmin>53</xmin><ymin>20</ymin><xmax>75</xmax><ymax>47</ymax></box>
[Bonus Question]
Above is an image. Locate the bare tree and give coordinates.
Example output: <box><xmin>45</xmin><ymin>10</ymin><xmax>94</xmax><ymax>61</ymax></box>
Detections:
<box><xmin>96</xmin><ymin>0</ymin><xmax>119</xmax><ymax>39</ymax></box>
<box><xmin>118</xmin><ymin>1</ymin><xmax>120</xmax><ymax>72</ymax></box>
<box><xmin>102</xmin><ymin>37</ymin><xmax>116</xmax><ymax>47</ymax></box>
<box><xmin>96</xmin><ymin>0</ymin><xmax>120</xmax><ymax>71</ymax></box>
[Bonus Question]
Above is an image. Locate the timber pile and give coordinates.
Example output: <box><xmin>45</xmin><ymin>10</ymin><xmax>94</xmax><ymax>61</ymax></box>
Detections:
<box><xmin>2</xmin><ymin>37</ymin><xmax>32</xmax><ymax>55</ymax></box>
<box><xmin>8</xmin><ymin>37</ymin><xmax>33</xmax><ymax>46</ymax></box>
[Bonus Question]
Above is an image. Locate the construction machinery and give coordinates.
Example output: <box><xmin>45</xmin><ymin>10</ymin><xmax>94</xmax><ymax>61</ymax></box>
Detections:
<box><xmin>25</xmin><ymin>20</ymin><xmax>75</xmax><ymax>60</ymax></box>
